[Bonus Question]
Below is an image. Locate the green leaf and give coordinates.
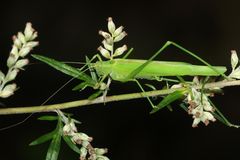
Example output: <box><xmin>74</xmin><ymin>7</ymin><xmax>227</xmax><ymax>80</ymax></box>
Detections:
<box><xmin>32</xmin><ymin>54</ymin><xmax>96</xmax><ymax>87</ymax></box>
<box><xmin>63</xmin><ymin>135</ymin><xmax>80</xmax><ymax>154</ymax></box>
<box><xmin>72</xmin><ymin>82</ymin><xmax>89</xmax><ymax>91</ymax></box>
<box><xmin>45</xmin><ymin>118</ymin><xmax>62</xmax><ymax>160</ymax></box>
<box><xmin>29</xmin><ymin>130</ymin><xmax>56</xmax><ymax>146</ymax></box>
<box><xmin>88</xmin><ymin>90</ymin><xmax>103</xmax><ymax>100</ymax></box>
<box><xmin>151</xmin><ymin>89</ymin><xmax>187</xmax><ymax>114</ymax></box>
<box><xmin>46</xmin><ymin>132</ymin><xmax>62</xmax><ymax>160</ymax></box>
<box><xmin>123</xmin><ymin>47</ymin><xmax>134</xmax><ymax>59</ymax></box>
<box><xmin>38</xmin><ymin>115</ymin><xmax>59</xmax><ymax>121</ymax></box>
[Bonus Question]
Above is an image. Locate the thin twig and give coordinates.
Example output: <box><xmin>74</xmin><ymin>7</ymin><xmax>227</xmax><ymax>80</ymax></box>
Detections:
<box><xmin>0</xmin><ymin>79</ymin><xmax>240</xmax><ymax>115</ymax></box>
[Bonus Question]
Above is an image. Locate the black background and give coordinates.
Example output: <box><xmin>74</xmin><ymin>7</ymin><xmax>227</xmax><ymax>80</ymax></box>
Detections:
<box><xmin>0</xmin><ymin>0</ymin><xmax>240</xmax><ymax>160</ymax></box>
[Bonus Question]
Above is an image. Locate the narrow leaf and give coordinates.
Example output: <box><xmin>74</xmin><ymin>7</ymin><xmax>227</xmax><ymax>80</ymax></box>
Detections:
<box><xmin>63</xmin><ymin>135</ymin><xmax>80</xmax><ymax>154</ymax></box>
<box><xmin>88</xmin><ymin>90</ymin><xmax>103</xmax><ymax>100</ymax></box>
<box><xmin>45</xmin><ymin>133</ymin><xmax>61</xmax><ymax>160</ymax></box>
<box><xmin>32</xmin><ymin>54</ymin><xmax>96</xmax><ymax>87</ymax></box>
<box><xmin>151</xmin><ymin>89</ymin><xmax>187</xmax><ymax>114</ymax></box>
<box><xmin>123</xmin><ymin>47</ymin><xmax>134</xmax><ymax>59</ymax></box>
<box><xmin>72</xmin><ymin>82</ymin><xmax>89</xmax><ymax>91</ymax></box>
<box><xmin>45</xmin><ymin>118</ymin><xmax>62</xmax><ymax>160</ymax></box>
<box><xmin>29</xmin><ymin>130</ymin><xmax>56</xmax><ymax>146</ymax></box>
<box><xmin>38</xmin><ymin>115</ymin><xmax>59</xmax><ymax>121</ymax></box>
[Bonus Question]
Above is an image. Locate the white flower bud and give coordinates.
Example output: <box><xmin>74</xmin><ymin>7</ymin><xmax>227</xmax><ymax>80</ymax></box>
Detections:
<box><xmin>72</xmin><ymin>132</ymin><xmax>93</xmax><ymax>142</ymax></box>
<box><xmin>5</xmin><ymin>69</ymin><xmax>19</xmax><ymax>82</ymax></box>
<box><xmin>98</xmin><ymin>46</ymin><xmax>111</xmax><ymax>59</ymax></box>
<box><xmin>10</xmin><ymin>45</ymin><xmax>19</xmax><ymax>55</ymax></box>
<box><xmin>0</xmin><ymin>70</ymin><xmax>5</xmax><ymax>82</ymax></box>
<box><xmin>96</xmin><ymin>155</ymin><xmax>110</xmax><ymax>160</ymax></box>
<box><xmin>203</xmin><ymin>103</ymin><xmax>213</xmax><ymax>112</ymax></box>
<box><xmin>79</xmin><ymin>147</ymin><xmax>88</xmax><ymax>159</ymax></box>
<box><xmin>17</xmin><ymin>32</ymin><xmax>26</xmax><ymax>44</ymax></box>
<box><xmin>203</xmin><ymin>112</ymin><xmax>216</xmax><ymax>122</ymax></box>
<box><xmin>106</xmin><ymin>37</ymin><xmax>113</xmax><ymax>45</ymax></box>
<box><xmin>102</xmin><ymin>40</ymin><xmax>113</xmax><ymax>51</ymax></box>
<box><xmin>63</xmin><ymin>123</ymin><xmax>72</xmax><ymax>135</ymax></box>
<box><xmin>24</xmin><ymin>22</ymin><xmax>34</xmax><ymax>41</ymax></box>
<box><xmin>70</xmin><ymin>120</ymin><xmax>77</xmax><ymax>132</ymax></box>
<box><xmin>192</xmin><ymin>117</ymin><xmax>201</xmax><ymax>127</ymax></box>
<box><xmin>82</xmin><ymin>140</ymin><xmax>90</xmax><ymax>148</ymax></box>
<box><xmin>95</xmin><ymin>148</ymin><xmax>108</xmax><ymax>155</ymax></box>
<box><xmin>107</xmin><ymin>17</ymin><xmax>115</xmax><ymax>34</ymax></box>
<box><xmin>12</xmin><ymin>35</ymin><xmax>22</xmax><ymax>48</ymax></box>
<box><xmin>229</xmin><ymin>66</ymin><xmax>240</xmax><ymax>79</ymax></box>
<box><xmin>7</xmin><ymin>53</ymin><xmax>18</xmax><ymax>68</ymax></box>
<box><xmin>0</xmin><ymin>83</ymin><xmax>17</xmax><ymax>98</ymax></box>
<box><xmin>30</xmin><ymin>31</ymin><xmax>38</xmax><ymax>40</ymax></box>
<box><xmin>14</xmin><ymin>59</ymin><xmax>29</xmax><ymax>69</ymax></box>
<box><xmin>26</xmin><ymin>41</ymin><xmax>39</xmax><ymax>48</ymax></box>
<box><xmin>19</xmin><ymin>47</ymin><xmax>31</xmax><ymax>57</ymax></box>
<box><xmin>113</xmin><ymin>45</ymin><xmax>127</xmax><ymax>57</ymax></box>
<box><xmin>99</xmin><ymin>30</ymin><xmax>111</xmax><ymax>39</ymax></box>
<box><xmin>113</xmin><ymin>31</ymin><xmax>127</xmax><ymax>42</ymax></box>
<box><xmin>231</xmin><ymin>50</ymin><xmax>238</xmax><ymax>70</ymax></box>
<box><xmin>113</xmin><ymin>26</ymin><xmax>124</xmax><ymax>37</ymax></box>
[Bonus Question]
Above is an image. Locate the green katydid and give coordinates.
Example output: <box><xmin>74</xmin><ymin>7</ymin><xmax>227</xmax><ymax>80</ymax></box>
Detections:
<box><xmin>31</xmin><ymin>16</ymin><xmax>227</xmax><ymax>109</ymax></box>
<box><xmin>31</xmin><ymin>17</ymin><xmax>232</xmax><ymax>128</ymax></box>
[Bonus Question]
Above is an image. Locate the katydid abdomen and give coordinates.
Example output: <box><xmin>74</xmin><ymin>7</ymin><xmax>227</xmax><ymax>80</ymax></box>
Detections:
<box><xmin>94</xmin><ymin>59</ymin><xmax>227</xmax><ymax>81</ymax></box>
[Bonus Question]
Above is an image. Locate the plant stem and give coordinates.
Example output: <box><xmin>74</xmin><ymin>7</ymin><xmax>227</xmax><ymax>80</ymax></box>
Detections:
<box><xmin>1</xmin><ymin>79</ymin><xmax>240</xmax><ymax>115</ymax></box>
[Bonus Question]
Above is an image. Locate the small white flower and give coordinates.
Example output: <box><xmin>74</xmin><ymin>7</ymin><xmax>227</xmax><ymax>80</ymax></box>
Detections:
<box><xmin>63</xmin><ymin>119</ymin><xmax>78</xmax><ymax>135</ymax></box>
<box><xmin>107</xmin><ymin>17</ymin><xmax>115</xmax><ymax>34</ymax></box>
<box><xmin>79</xmin><ymin>147</ymin><xmax>88</xmax><ymax>159</ymax></box>
<box><xmin>229</xmin><ymin>66</ymin><xmax>240</xmax><ymax>79</ymax></box>
<box><xmin>231</xmin><ymin>50</ymin><xmax>238</xmax><ymax>70</ymax></box>
<box><xmin>113</xmin><ymin>26</ymin><xmax>124</xmax><ymax>37</ymax></box>
<box><xmin>192</xmin><ymin>109</ymin><xmax>216</xmax><ymax>127</ymax></box>
<box><xmin>5</xmin><ymin>69</ymin><xmax>19</xmax><ymax>82</ymax></box>
<box><xmin>96</xmin><ymin>155</ymin><xmax>110</xmax><ymax>160</ymax></box>
<box><xmin>99</xmin><ymin>30</ymin><xmax>111</xmax><ymax>39</ymax></box>
<box><xmin>7</xmin><ymin>53</ymin><xmax>18</xmax><ymax>68</ymax></box>
<box><xmin>102</xmin><ymin>40</ymin><xmax>113</xmax><ymax>51</ymax></box>
<box><xmin>113</xmin><ymin>45</ymin><xmax>127</xmax><ymax>57</ymax></box>
<box><xmin>25</xmin><ymin>41</ymin><xmax>39</xmax><ymax>48</ymax></box>
<box><xmin>30</xmin><ymin>31</ymin><xmax>38</xmax><ymax>40</ymax></box>
<box><xmin>24</xmin><ymin>22</ymin><xmax>34</xmax><ymax>41</ymax></box>
<box><xmin>10</xmin><ymin>45</ymin><xmax>19</xmax><ymax>55</ymax></box>
<box><xmin>98</xmin><ymin>46</ymin><xmax>111</xmax><ymax>59</ymax></box>
<box><xmin>0</xmin><ymin>83</ymin><xmax>17</xmax><ymax>98</ymax></box>
<box><xmin>19</xmin><ymin>46</ymin><xmax>31</xmax><ymax>57</ymax></box>
<box><xmin>105</xmin><ymin>37</ymin><xmax>114</xmax><ymax>45</ymax></box>
<box><xmin>17</xmin><ymin>32</ymin><xmax>26</xmax><ymax>44</ymax></box>
<box><xmin>0</xmin><ymin>70</ymin><xmax>5</xmax><ymax>82</ymax></box>
<box><xmin>95</xmin><ymin>148</ymin><xmax>108</xmax><ymax>155</ymax></box>
<box><xmin>113</xmin><ymin>31</ymin><xmax>127</xmax><ymax>42</ymax></box>
<box><xmin>192</xmin><ymin>117</ymin><xmax>201</xmax><ymax>127</ymax></box>
<box><xmin>14</xmin><ymin>59</ymin><xmax>29</xmax><ymax>69</ymax></box>
<box><xmin>72</xmin><ymin>132</ymin><xmax>93</xmax><ymax>142</ymax></box>
<box><xmin>12</xmin><ymin>35</ymin><xmax>22</xmax><ymax>48</ymax></box>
